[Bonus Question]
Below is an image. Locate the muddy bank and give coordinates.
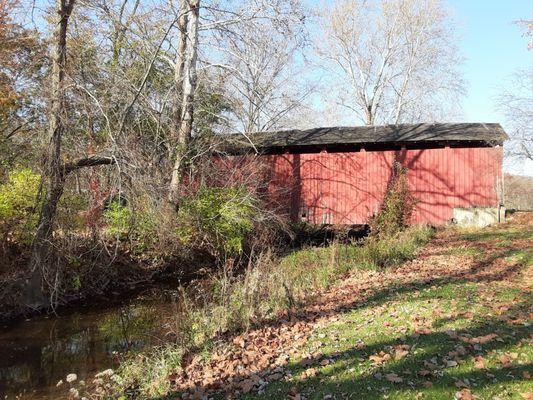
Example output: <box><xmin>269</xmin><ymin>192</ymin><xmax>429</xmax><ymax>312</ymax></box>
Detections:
<box><xmin>0</xmin><ymin>224</ymin><xmax>369</xmax><ymax>324</ymax></box>
<box><xmin>0</xmin><ymin>239</ymin><xmax>217</xmax><ymax>324</ymax></box>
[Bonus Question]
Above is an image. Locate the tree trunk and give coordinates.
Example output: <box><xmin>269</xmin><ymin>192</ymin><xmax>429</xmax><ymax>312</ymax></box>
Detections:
<box><xmin>168</xmin><ymin>0</ymin><xmax>200</xmax><ymax>205</ymax></box>
<box><xmin>365</xmin><ymin>104</ymin><xmax>374</xmax><ymax>125</ymax></box>
<box><xmin>169</xmin><ymin>0</ymin><xmax>189</xmax><ymax>146</ymax></box>
<box><xmin>25</xmin><ymin>0</ymin><xmax>75</xmax><ymax>310</ymax></box>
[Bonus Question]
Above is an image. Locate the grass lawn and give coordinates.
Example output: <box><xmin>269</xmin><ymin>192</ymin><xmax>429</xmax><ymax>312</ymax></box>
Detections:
<box><xmin>94</xmin><ymin>219</ymin><xmax>532</xmax><ymax>400</ymax></box>
<box><xmin>236</xmin><ymin>221</ymin><xmax>533</xmax><ymax>400</ymax></box>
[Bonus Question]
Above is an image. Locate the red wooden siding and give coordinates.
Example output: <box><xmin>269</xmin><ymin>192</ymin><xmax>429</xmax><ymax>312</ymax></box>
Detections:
<box><xmin>263</xmin><ymin>146</ymin><xmax>503</xmax><ymax>225</ymax></box>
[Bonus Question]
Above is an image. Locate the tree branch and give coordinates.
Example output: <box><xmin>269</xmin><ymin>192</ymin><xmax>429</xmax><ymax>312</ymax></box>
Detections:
<box><xmin>64</xmin><ymin>156</ymin><xmax>116</xmax><ymax>173</ymax></box>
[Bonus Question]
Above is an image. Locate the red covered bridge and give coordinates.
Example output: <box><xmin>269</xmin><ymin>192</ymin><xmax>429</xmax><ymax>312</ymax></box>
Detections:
<box><xmin>226</xmin><ymin>123</ymin><xmax>508</xmax><ymax>226</ymax></box>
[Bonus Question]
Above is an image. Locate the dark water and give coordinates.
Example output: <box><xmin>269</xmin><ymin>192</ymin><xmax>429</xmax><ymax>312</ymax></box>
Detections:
<box><xmin>0</xmin><ymin>286</ymin><xmax>184</xmax><ymax>399</ymax></box>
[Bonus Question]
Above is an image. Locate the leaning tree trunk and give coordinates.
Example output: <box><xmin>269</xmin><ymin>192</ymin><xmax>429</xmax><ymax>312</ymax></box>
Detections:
<box><xmin>168</xmin><ymin>0</ymin><xmax>200</xmax><ymax>206</ymax></box>
<box><xmin>25</xmin><ymin>0</ymin><xmax>76</xmax><ymax>310</ymax></box>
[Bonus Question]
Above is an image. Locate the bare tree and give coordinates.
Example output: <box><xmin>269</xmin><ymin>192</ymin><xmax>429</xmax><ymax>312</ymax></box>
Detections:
<box><xmin>315</xmin><ymin>0</ymin><xmax>464</xmax><ymax>125</ymax></box>
<box><xmin>166</xmin><ymin>0</ymin><xmax>311</xmax><ymax>201</ymax></box>
<box><xmin>497</xmin><ymin>70</ymin><xmax>532</xmax><ymax>162</ymax></box>
<box><xmin>207</xmin><ymin>0</ymin><xmax>309</xmax><ymax>133</ymax></box>
<box><xmin>169</xmin><ymin>0</ymin><xmax>200</xmax><ymax>205</ymax></box>
<box><xmin>495</xmin><ymin>19</ymin><xmax>533</xmax><ymax>164</ymax></box>
<box><xmin>28</xmin><ymin>0</ymin><xmax>115</xmax><ymax>308</ymax></box>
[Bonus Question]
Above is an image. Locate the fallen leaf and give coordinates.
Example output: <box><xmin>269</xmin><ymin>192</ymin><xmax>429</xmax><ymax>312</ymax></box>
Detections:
<box><xmin>268</xmin><ymin>372</ymin><xmax>283</xmax><ymax>381</ymax></box>
<box><xmin>473</xmin><ymin>356</ymin><xmax>485</xmax><ymax>369</ymax></box>
<box><xmin>384</xmin><ymin>373</ymin><xmax>403</xmax><ymax>383</ymax></box>
<box><xmin>455</xmin><ymin>389</ymin><xmax>475</xmax><ymax>399</ymax></box>
<box><xmin>472</xmin><ymin>333</ymin><xmax>498</xmax><ymax>344</ymax></box>
<box><xmin>302</xmin><ymin>367</ymin><xmax>317</xmax><ymax>378</ymax></box>
<box><xmin>240</xmin><ymin>379</ymin><xmax>254</xmax><ymax>394</ymax></box>
<box><xmin>455</xmin><ymin>379</ymin><xmax>470</xmax><ymax>388</ymax></box>
<box><xmin>446</xmin><ymin>360</ymin><xmax>458</xmax><ymax>367</ymax></box>
<box><xmin>369</xmin><ymin>351</ymin><xmax>391</xmax><ymax>365</ymax></box>
<box><xmin>288</xmin><ymin>387</ymin><xmax>301</xmax><ymax>400</ymax></box>
<box><xmin>499</xmin><ymin>354</ymin><xmax>512</xmax><ymax>367</ymax></box>
<box><xmin>394</xmin><ymin>348</ymin><xmax>409</xmax><ymax>360</ymax></box>
<box><xmin>300</xmin><ymin>357</ymin><xmax>313</xmax><ymax>367</ymax></box>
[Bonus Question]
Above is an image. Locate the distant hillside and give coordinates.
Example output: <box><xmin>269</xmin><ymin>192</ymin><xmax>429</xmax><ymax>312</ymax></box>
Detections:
<box><xmin>505</xmin><ymin>174</ymin><xmax>533</xmax><ymax>210</ymax></box>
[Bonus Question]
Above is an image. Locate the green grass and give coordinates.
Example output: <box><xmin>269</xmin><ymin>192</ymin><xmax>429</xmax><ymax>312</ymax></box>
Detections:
<box><xmin>458</xmin><ymin>226</ymin><xmax>533</xmax><ymax>243</ymax></box>
<box><xmin>443</xmin><ymin>246</ymin><xmax>483</xmax><ymax>257</ymax></box>
<box><xmin>237</xmin><ymin>220</ymin><xmax>533</xmax><ymax>400</ymax></box>
<box><xmin>242</xmin><ymin>282</ymin><xmax>532</xmax><ymax>400</ymax></box>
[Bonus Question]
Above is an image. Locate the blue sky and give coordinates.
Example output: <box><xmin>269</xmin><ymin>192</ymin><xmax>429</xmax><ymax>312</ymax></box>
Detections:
<box><xmin>449</xmin><ymin>0</ymin><xmax>531</xmax><ymax>123</ymax></box>
<box><xmin>449</xmin><ymin>0</ymin><xmax>532</xmax><ymax>175</ymax></box>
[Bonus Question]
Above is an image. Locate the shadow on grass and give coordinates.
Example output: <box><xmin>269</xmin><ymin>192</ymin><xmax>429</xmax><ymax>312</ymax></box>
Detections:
<box><xmin>272</xmin><ymin>320</ymin><xmax>531</xmax><ymax>399</ymax></box>
<box><xmin>156</xmin><ymin>299</ymin><xmax>531</xmax><ymax>399</ymax></box>
<box><xmin>152</xmin><ymin>244</ymin><xmax>531</xmax><ymax>400</ymax></box>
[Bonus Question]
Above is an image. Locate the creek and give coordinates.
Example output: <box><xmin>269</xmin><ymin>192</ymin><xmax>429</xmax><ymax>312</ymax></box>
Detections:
<box><xmin>0</xmin><ymin>284</ymin><xmax>184</xmax><ymax>399</ymax></box>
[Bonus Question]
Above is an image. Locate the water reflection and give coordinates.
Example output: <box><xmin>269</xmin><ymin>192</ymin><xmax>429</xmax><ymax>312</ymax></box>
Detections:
<box><xmin>0</xmin><ymin>289</ymin><xmax>179</xmax><ymax>399</ymax></box>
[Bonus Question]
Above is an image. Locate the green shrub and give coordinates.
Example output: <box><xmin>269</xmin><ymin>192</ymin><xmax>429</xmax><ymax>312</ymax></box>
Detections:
<box><xmin>177</xmin><ymin>186</ymin><xmax>256</xmax><ymax>256</ymax></box>
<box><xmin>370</xmin><ymin>162</ymin><xmax>417</xmax><ymax>239</ymax></box>
<box><xmin>0</xmin><ymin>168</ymin><xmax>40</xmax><ymax>243</ymax></box>
<box><xmin>278</xmin><ymin>244</ymin><xmax>341</xmax><ymax>296</ymax></box>
<box><xmin>103</xmin><ymin>200</ymin><xmax>157</xmax><ymax>250</ymax></box>
<box><xmin>103</xmin><ymin>202</ymin><xmax>133</xmax><ymax>238</ymax></box>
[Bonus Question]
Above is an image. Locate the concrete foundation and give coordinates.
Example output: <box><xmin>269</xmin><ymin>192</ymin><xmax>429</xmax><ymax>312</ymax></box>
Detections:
<box><xmin>453</xmin><ymin>206</ymin><xmax>505</xmax><ymax>228</ymax></box>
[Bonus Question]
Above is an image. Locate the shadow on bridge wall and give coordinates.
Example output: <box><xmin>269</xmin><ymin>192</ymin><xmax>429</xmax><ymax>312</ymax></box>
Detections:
<box><xmin>263</xmin><ymin>145</ymin><xmax>503</xmax><ymax>226</ymax></box>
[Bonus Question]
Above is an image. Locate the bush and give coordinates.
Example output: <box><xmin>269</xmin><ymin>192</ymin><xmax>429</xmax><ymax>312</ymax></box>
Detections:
<box><xmin>103</xmin><ymin>199</ymin><xmax>158</xmax><ymax>250</ymax></box>
<box><xmin>0</xmin><ymin>168</ymin><xmax>40</xmax><ymax>244</ymax></box>
<box><xmin>176</xmin><ymin>186</ymin><xmax>256</xmax><ymax>257</ymax></box>
<box><xmin>370</xmin><ymin>162</ymin><xmax>417</xmax><ymax>239</ymax></box>
<box><xmin>103</xmin><ymin>202</ymin><xmax>134</xmax><ymax>238</ymax></box>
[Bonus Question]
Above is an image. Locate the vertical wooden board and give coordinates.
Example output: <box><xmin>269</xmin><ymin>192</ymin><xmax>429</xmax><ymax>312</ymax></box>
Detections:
<box><xmin>439</xmin><ymin>147</ymin><xmax>448</xmax><ymax>221</ymax></box>
<box><xmin>334</xmin><ymin>154</ymin><xmax>341</xmax><ymax>223</ymax></box>
<box><xmin>471</xmin><ymin>148</ymin><xmax>479</xmax><ymax>206</ymax></box>
<box><xmin>338</xmin><ymin>153</ymin><xmax>345</xmax><ymax>224</ymax></box>
<box><xmin>430</xmin><ymin>148</ymin><xmax>437</xmax><ymax>223</ymax></box>
<box><xmin>416</xmin><ymin>149</ymin><xmax>429</xmax><ymax>223</ymax></box>
<box><xmin>264</xmin><ymin>144</ymin><xmax>503</xmax><ymax>226</ymax></box>
<box><xmin>352</xmin><ymin>152</ymin><xmax>358</xmax><ymax>224</ymax></box>
<box><xmin>464</xmin><ymin>148</ymin><xmax>472</xmax><ymax>206</ymax></box>
<box><xmin>409</xmin><ymin>149</ymin><xmax>422</xmax><ymax>224</ymax></box>
<box><xmin>454</xmin><ymin>148</ymin><xmax>464</xmax><ymax>208</ymax></box>
<box><xmin>446</xmin><ymin>146</ymin><xmax>455</xmax><ymax>219</ymax></box>
<box><xmin>308</xmin><ymin>153</ymin><xmax>317</xmax><ymax>224</ymax></box>
<box><xmin>447</xmin><ymin>146</ymin><xmax>456</xmax><ymax>209</ymax></box>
